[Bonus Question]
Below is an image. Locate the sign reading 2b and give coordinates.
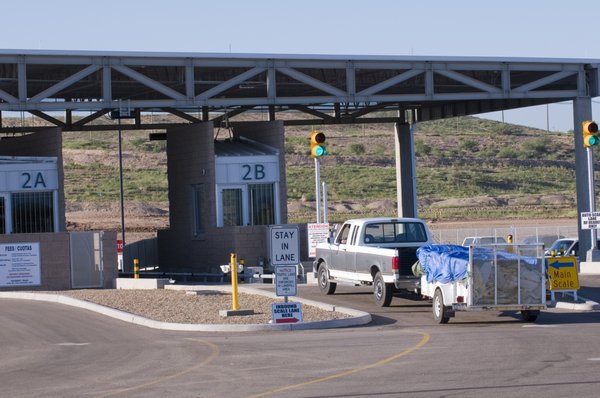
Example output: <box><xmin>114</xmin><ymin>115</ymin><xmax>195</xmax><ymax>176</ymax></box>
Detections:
<box><xmin>242</xmin><ymin>164</ymin><xmax>266</xmax><ymax>180</ymax></box>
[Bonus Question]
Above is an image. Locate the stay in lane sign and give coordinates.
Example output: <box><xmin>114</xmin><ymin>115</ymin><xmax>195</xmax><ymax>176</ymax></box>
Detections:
<box><xmin>269</xmin><ymin>225</ymin><xmax>299</xmax><ymax>266</ymax></box>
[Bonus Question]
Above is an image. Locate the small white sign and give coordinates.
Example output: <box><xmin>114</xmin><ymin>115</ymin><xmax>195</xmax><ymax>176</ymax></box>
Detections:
<box><xmin>581</xmin><ymin>211</ymin><xmax>600</xmax><ymax>229</ymax></box>
<box><xmin>0</xmin><ymin>242</ymin><xmax>41</xmax><ymax>287</ymax></box>
<box><xmin>275</xmin><ymin>265</ymin><xmax>297</xmax><ymax>297</ymax></box>
<box><xmin>272</xmin><ymin>302</ymin><xmax>303</xmax><ymax>324</ymax></box>
<box><xmin>307</xmin><ymin>223</ymin><xmax>330</xmax><ymax>258</ymax></box>
<box><xmin>270</xmin><ymin>226</ymin><xmax>300</xmax><ymax>266</ymax></box>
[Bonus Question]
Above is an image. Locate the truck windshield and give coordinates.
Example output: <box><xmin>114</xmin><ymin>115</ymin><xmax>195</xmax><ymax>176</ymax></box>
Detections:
<box><xmin>364</xmin><ymin>222</ymin><xmax>427</xmax><ymax>244</ymax></box>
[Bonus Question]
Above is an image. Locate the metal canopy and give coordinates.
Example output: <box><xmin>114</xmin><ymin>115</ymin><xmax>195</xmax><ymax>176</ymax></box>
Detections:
<box><xmin>0</xmin><ymin>49</ymin><xmax>599</xmax><ymax>132</ymax></box>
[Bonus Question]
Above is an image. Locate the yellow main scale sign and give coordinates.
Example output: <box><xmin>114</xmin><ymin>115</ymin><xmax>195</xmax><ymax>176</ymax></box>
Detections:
<box><xmin>546</xmin><ymin>256</ymin><xmax>580</xmax><ymax>291</ymax></box>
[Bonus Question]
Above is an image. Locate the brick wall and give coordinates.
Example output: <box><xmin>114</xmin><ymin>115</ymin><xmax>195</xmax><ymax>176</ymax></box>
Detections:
<box><xmin>0</xmin><ymin>231</ymin><xmax>117</xmax><ymax>291</ymax></box>
<box><xmin>158</xmin><ymin>121</ymin><xmax>287</xmax><ymax>273</ymax></box>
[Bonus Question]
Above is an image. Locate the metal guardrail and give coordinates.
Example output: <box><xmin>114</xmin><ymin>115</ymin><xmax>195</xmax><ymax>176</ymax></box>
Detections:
<box><xmin>430</xmin><ymin>225</ymin><xmax>578</xmax><ymax>247</ymax></box>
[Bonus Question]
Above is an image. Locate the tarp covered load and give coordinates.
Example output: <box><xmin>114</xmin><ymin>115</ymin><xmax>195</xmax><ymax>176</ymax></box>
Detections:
<box><xmin>416</xmin><ymin>244</ymin><xmax>469</xmax><ymax>284</ymax></box>
<box><xmin>417</xmin><ymin>244</ymin><xmax>544</xmax><ymax>305</ymax></box>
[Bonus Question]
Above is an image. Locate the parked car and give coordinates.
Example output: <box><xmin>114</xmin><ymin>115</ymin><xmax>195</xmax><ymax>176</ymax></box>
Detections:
<box><xmin>545</xmin><ymin>238</ymin><xmax>578</xmax><ymax>257</ymax></box>
<box><xmin>461</xmin><ymin>236</ymin><xmax>507</xmax><ymax>246</ymax></box>
<box><xmin>544</xmin><ymin>237</ymin><xmax>600</xmax><ymax>258</ymax></box>
<box><xmin>522</xmin><ymin>235</ymin><xmax>563</xmax><ymax>249</ymax></box>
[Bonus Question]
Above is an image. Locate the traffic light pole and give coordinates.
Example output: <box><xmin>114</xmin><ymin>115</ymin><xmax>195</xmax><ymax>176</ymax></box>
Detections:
<box><xmin>587</xmin><ymin>147</ymin><xmax>598</xmax><ymax>252</ymax></box>
<box><xmin>314</xmin><ymin>157</ymin><xmax>321</xmax><ymax>223</ymax></box>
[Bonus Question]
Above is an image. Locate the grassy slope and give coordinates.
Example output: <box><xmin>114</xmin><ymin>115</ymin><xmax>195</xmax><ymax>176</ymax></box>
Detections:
<box><xmin>60</xmin><ymin>116</ymin><xmax>584</xmax><ymax>224</ymax></box>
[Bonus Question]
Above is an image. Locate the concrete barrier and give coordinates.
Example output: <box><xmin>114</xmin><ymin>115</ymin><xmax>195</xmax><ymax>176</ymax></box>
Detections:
<box><xmin>114</xmin><ymin>278</ymin><xmax>170</xmax><ymax>290</ymax></box>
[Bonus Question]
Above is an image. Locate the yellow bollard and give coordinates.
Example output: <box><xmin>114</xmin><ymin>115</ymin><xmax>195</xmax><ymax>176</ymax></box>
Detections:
<box><xmin>230</xmin><ymin>253</ymin><xmax>240</xmax><ymax>310</ymax></box>
<box><xmin>133</xmin><ymin>258</ymin><xmax>139</xmax><ymax>279</ymax></box>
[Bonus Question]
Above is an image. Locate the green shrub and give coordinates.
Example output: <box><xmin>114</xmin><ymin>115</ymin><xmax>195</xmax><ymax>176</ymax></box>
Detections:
<box><xmin>414</xmin><ymin>140</ymin><xmax>432</xmax><ymax>156</ymax></box>
<box><xmin>459</xmin><ymin>139</ymin><xmax>478</xmax><ymax>152</ymax></box>
<box><xmin>348</xmin><ymin>143</ymin><xmax>365</xmax><ymax>155</ymax></box>
<box><xmin>521</xmin><ymin>137</ymin><xmax>549</xmax><ymax>157</ymax></box>
<box><xmin>497</xmin><ymin>147</ymin><xmax>518</xmax><ymax>158</ymax></box>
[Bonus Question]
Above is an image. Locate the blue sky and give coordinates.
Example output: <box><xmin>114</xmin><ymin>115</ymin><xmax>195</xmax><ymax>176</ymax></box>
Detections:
<box><xmin>2</xmin><ymin>0</ymin><xmax>599</xmax><ymax>131</ymax></box>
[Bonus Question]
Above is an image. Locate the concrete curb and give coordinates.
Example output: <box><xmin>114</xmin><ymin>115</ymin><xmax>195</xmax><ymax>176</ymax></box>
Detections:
<box><xmin>0</xmin><ymin>288</ymin><xmax>372</xmax><ymax>332</ymax></box>
<box><xmin>551</xmin><ymin>295</ymin><xmax>600</xmax><ymax>311</ymax></box>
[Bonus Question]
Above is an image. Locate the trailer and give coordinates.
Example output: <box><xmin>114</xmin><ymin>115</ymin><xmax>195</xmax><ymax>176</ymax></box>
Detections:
<box><xmin>417</xmin><ymin>243</ymin><xmax>546</xmax><ymax>323</ymax></box>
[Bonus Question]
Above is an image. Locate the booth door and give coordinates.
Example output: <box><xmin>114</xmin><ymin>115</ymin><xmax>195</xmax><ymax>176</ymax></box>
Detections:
<box><xmin>0</xmin><ymin>196</ymin><xmax>5</xmax><ymax>234</ymax></box>
<box><xmin>70</xmin><ymin>232</ymin><xmax>104</xmax><ymax>288</ymax></box>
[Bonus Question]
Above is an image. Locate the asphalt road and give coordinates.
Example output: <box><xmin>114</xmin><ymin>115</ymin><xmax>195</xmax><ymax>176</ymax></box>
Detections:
<box><xmin>1</xmin><ymin>277</ymin><xmax>600</xmax><ymax>397</ymax></box>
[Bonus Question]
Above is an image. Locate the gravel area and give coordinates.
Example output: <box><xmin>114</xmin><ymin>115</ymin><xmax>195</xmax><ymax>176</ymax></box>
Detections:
<box><xmin>56</xmin><ymin>289</ymin><xmax>351</xmax><ymax>325</ymax></box>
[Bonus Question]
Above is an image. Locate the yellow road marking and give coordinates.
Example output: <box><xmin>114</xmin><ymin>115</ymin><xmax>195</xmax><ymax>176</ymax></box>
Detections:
<box><xmin>248</xmin><ymin>331</ymin><xmax>430</xmax><ymax>398</ymax></box>
<box><xmin>95</xmin><ymin>338</ymin><xmax>219</xmax><ymax>398</ymax></box>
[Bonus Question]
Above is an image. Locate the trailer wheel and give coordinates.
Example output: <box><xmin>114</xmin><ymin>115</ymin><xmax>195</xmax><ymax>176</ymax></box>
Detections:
<box><xmin>521</xmin><ymin>310</ymin><xmax>539</xmax><ymax>322</ymax></box>
<box><xmin>373</xmin><ymin>272</ymin><xmax>393</xmax><ymax>307</ymax></box>
<box><xmin>318</xmin><ymin>264</ymin><xmax>336</xmax><ymax>295</ymax></box>
<box><xmin>433</xmin><ymin>288</ymin><xmax>450</xmax><ymax>324</ymax></box>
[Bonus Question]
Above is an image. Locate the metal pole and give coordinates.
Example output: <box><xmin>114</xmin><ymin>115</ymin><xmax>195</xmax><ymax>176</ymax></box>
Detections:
<box><xmin>322</xmin><ymin>181</ymin><xmax>328</xmax><ymax>224</ymax></box>
<box><xmin>118</xmin><ymin>118</ymin><xmax>126</xmax><ymax>247</ymax></box>
<box><xmin>587</xmin><ymin>147</ymin><xmax>597</xmax><ymax>250</ymax></box>
<box><xmin>230</xmin><ymin>253</ymin><xmax>239</xmax><ymax>310</ymax></box>
<box><xmin>314</xmin><ymin>157</ymin><xmax>321</xmax><ymax>223</ymax></box>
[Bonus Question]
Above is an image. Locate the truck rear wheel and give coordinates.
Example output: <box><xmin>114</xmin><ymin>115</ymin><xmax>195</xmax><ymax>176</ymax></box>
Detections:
<box><xmin>318</xmin><ymin>264</ymin><xmax>336</xmax><ymax>295</ymax></box>
<box><xmin>433</xmin><ymin>288</ymin><xmax>450</xmax><ymax>324</ymax></box>
<box><xmin>521</xmin><ymin>310</ymin><xmax>539</xmax><ymax>322</ymax></box>
<box><xmin>373</xmin><ymin>272</ymin><xmax>393</xmax><ymax>307</ymax></box>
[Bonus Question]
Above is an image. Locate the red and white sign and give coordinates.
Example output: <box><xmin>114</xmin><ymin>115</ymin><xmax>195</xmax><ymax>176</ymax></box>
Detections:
<box><xmin>117</xmin><ymin>239</ymin><xmax>123</xmax><ymax>253</ymax></box>
<box><xmin>307</xmin><ymin>223</ymin><xmax>330</xmax><ymax>257</ymax></box>
<box><xmin>272</xmin><ymin>302</ymin><xmax>303</xmax><ymax>324</ymax></box>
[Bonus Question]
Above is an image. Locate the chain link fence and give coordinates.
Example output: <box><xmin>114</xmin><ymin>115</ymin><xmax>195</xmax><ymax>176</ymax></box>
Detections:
<box><xmin>429</xmin><ymin>224</ymin><xmax>579</xmax><ymax>249</ymax></box>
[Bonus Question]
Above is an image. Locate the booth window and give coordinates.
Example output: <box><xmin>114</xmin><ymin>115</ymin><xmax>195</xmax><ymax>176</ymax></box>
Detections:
<box><xmin>192</xmin><ymin>184</ymin><xmax>204</xmax><ymax>236</ymax></box>
<box><xmin>11</xmin><ymin>191</ymin><xmax>54</xmax><ymax>233</ymax></box>
<box><xmin>0</xmin><ymin>197</ymin><xmax>5</xmax><ymax>234</ymax></box>
<box><xmin>249</xmin><ymin>183</ymin><xmax>274</xmax><ymax>225</ymax></box>
<box><xmin>222</xmin><ymin>188</ymin><xmax>243</xmax><ymax>226</ymax></box>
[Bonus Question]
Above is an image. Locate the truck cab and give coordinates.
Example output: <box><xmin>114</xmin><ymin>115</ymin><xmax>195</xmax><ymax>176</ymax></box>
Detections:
<box><xmin>314</xmin><ymin>217</ymin><xmax>432</xmax><ymax>306</ymax></box>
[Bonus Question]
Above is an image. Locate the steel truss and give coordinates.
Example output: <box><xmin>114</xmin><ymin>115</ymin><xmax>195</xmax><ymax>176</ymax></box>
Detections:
<box><xmin>0</xmin><ymin>50</ymin><xmax>598</xmax><ymax>132</ymax></box>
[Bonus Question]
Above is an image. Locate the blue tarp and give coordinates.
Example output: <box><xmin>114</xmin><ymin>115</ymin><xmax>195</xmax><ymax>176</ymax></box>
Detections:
<box><xmin>417</xmin><ymin>244</ymin><xmax>469</xmax><ymax>284</ymax></box>
<box><xmin>417</xmin><ymin>244</ymin><xmax>541</xmax><ymax>284</ymax></box>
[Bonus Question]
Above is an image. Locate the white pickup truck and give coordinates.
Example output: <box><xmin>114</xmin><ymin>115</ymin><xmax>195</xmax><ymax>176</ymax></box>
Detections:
<box><xmin>313</xmin><ymin>217</ymin><xmax>432</xmax><ymax>306</ymax></box>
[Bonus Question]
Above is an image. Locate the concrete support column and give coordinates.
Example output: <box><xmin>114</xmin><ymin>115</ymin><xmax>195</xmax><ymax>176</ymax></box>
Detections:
<box><xmin>573</xmin><ymin>97</ymin><xmax>600</xmax><ymax>262</ymax></box>
<box><xmin>394</xmin><ymin>122</ymin><xmax>417</xmax><ymax>218</ymax></box>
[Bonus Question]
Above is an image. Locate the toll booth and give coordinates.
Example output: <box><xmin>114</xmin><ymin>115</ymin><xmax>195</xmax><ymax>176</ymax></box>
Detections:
<box><xmin>215</xmin><ymin>137</ymin><xmax>281</xmax><ymax>227</ymax></box>
<box><xmin>0</xmin><ymin>156</ymin><xmax>60</xmax><ymax>234</ymax></box>
<box><xmin>157</xmin><ymin>121</ymin><xmax>288</xmax><ymax>273</ymax></box>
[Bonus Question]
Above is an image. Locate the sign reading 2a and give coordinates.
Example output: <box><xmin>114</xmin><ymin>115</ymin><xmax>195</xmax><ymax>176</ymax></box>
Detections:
<box><xmin>21</xmin><ymin>172</ymin><xmax>47</xmax><ymax>189</ymax></box>
<box><xmin>242</xmin><ymin>164</ymin><xmax>265</xmax><ymax>180</ymax></box>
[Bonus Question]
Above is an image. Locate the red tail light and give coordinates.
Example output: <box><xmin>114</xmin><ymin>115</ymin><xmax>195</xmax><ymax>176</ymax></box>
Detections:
<box><xmin>392</xmin><ymin>256</ymin><xmax>399</xmax><ymax>271</ymax></box>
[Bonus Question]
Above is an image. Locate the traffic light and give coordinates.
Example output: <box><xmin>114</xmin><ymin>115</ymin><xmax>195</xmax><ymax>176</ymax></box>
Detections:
<box><xmin>583</xmin><ymin>120</ymin><xmax>599</xmax><ymax>148</ymax></box>
<box><xmin>310</xmin><ymin>131</ymin><xmax>327</xmax><ymax>158</ymax></box>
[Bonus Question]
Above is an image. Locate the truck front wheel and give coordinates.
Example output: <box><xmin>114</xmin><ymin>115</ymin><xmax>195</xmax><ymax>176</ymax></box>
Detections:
<box><xmin>433</xmin><ymin>288</ymin><xmax>450</xmax><ymax>324</ymax></box>
<box><xmin>373</xmin><ymin>272</ymin><xmax>393</xmax><ymax>307</ymax></box>
<box><xmin>318</xmin><ymin>264</ymin><xmax>336</xmax><ymax>295</ymax></box>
